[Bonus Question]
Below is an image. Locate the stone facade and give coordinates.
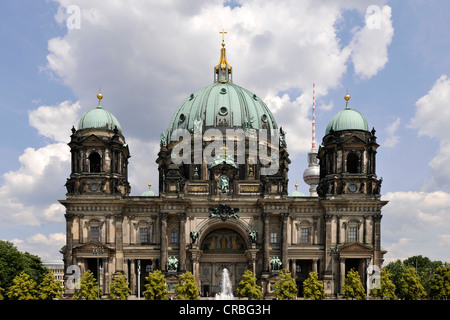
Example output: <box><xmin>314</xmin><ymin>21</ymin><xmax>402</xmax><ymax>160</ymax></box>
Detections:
<box><xmin>60</xmin><ymin>43</ymin><xmax>387</xmax><ymax>298</ymax></box>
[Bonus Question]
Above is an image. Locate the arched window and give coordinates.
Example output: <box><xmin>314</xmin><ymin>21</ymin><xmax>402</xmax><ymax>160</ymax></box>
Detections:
<box><xmin>347</xmin><ymin>153</ymin><xmax>359</xmax><ymax>173</ymax></box>
<box><xmin>89</xmin><ymin>152</ymin><xmax>101</xmax><ymax>173</ymax></box>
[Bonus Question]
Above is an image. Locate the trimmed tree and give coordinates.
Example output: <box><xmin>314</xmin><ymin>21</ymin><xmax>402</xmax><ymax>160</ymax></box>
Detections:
<box><xmin>72</xmin><ymin>270</ymin><xmax>101</xmax><ymax>300</ymax></box>
<box><xmin>38</xmin><ymin>271</ymin><xmax>64</xmax><ymax>300</ymax></box>
<box><xmin>6</xmin><ymin>271</ymin><xmax>38</xmax><ymax>300</ymax></box>
<box><xmin>342</xmin><ymin>269</ymin><xmax>365</xmax><ymax>300</ymax></box>
<box><xmin>372</xmin><ymin>268</ymin><xmax>396</xmax><ymax>300</ymax></box>
<box><xmin>108</xmin><ymin>273</ymin><xmax>131</xmax><ymax>300</ymax></box>
<box><xmin>143</xmin><ymin>269</ymin><xmax>168</xmax><ymax>300</ymax></box>
<box><xmin>273</xmin><ymin>269</ymin><xmax>298</xmax><ymax>300</ymax></box>
<box><xmin>175</xmin><ymin>271</ymin><xmax>200</xmax><ymax>300</ymax></box>
<box><xmin>400</xmin><ymin>267</ymin><xmax>426</xmax><ymax>300</ymax></box>
<box><xmin>237</xmin><ymin>269</ymin><xmax>263</xmax><ymax>299</ymax></box>
<box><xmin>303</xmin><ymin>272</ymin><xmax>325</xmax><ymax>300</ymax></box>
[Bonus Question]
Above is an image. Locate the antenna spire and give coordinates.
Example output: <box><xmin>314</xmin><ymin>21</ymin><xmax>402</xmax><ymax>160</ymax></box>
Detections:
<box><xmin>312</xmin><ymin>83</ymin><xmax>316</xmax><ymax>151</ymax></box>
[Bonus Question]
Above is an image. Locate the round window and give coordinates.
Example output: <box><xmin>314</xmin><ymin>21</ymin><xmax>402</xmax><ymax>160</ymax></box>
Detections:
<box><xmin>261</xmin><ymin>114</ymin><xmax>268</xmax><ymax>123</ymax></box>
<box><xmin>219</xmin><ymin>106</ymin><xmax>228</xmax><ymax>116</ymax></box>
<box><xmin>179</xmin><ymin>113</ymin><xmax>186</xmax><ymax>122</ymax></box>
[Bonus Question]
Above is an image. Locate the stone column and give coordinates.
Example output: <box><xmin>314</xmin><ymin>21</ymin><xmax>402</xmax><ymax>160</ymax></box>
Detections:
<box><xmin>281</xmin><ymin>213</ymin><xmax>289</xmax><ymax>268</ymax></box>
<box><xmin>290</xmin><ymin>259</ymin><xmax>296</xmax><ymax>279</ymax></box>
<box><xmin>262</xmin><ymin>212</ymin><xmax>271</xmax><ymax>272</ymax></box>
<box><xmin>178</xmin><ymin>212</ymin><xmax>187</xmax><ymax>271</ymax></box>
<box><xmin>340</xmin><ymin>258</ymin><xmax>346</xmax><ymax>293</ymax></box>
<box><xmin>312</xmin><ymin>259</ymin><xmax>318</xmax><ymax>273</ymax></box>
<box><xmin>114</xmin><ymin>213</ymin><xmax>124</xmax><ymax>273</ymax></box>
<box><xmin>160</xmin><ymin>213</ymin><xmax>168</xmax><ymax>271</ymax></box>
<box><xmin>130</xmin><ymin>259</ymin><xmax>136</xmax><ymax>295</ymax></box>
<box><xmin>373</xmin><ymin>215</ymin><xmax>382</xmax><ymax>266</ymax></box>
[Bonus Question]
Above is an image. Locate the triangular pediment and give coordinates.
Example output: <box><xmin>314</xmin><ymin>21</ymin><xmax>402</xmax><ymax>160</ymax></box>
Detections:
<box><xmin>338</xmin><ymin>241</ymin><xmax>373</xmax><ymax>253</ymax></box>
<box><xmin>342</xmin><ymin>135</ymin><xmax>366</xmax><ymax>145</ymax></box>
<box><xmin>73</xmin><ymin>241</ymin><xmax>114</xmax><ymax>255</ymax></box>
<box><xmin>81</xmin><ymin>134</ymin><xmax>106</xmax><ymax>145</ymax></box>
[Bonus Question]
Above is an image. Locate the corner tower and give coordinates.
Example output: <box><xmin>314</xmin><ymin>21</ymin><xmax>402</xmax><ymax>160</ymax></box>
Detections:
<box><xmin>65</xmin><ymin>92</ymin><xmax>130</xmax><ymax>196</ymax></box>
<box><xmin>317</xmin><ymin>93</ymin><xmax>381</xmax><ymax>197</ymax></box>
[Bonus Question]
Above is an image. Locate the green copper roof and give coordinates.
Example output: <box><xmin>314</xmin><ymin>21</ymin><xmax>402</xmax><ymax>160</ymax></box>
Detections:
<box><xmin>140</xmin><ymin>189</ymin><xmax>157</xmax><ymax>197</ymax></box>
<box><xmin>289</xmin><ymin>189</ymin><xmax>305</xmax><ymax>197</ymax></box>
<box><xmin>325</xmin><ymin>107</ymin><xmax>369</xmax><ymax>135</ymax></box>
<box><xmin>78</xmin><ymin>105</ymin><xmax>122</xmax><ymax>133</ymax></box>
<box><xmin>166</xmin><ymin>82</ymin><xmax>278</xmax><ymax>138</ymax></box>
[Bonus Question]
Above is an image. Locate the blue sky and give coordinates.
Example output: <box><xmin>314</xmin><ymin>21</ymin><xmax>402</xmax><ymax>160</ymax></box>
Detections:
<box><xmin>1</xmin><ymin>0</ymin><xmax>450</xmax><ymax>263</ymax></box>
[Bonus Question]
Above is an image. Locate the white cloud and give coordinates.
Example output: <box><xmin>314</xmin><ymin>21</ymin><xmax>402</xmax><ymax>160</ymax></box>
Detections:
<box><xmin>382</xmin><ymin>191</ymin><xmax>450</xmax><ymax>262</ymax></box>
<box><xmin>349</xmin><ymin>5</ymin><xmax>394</xmax><ymax>79</ymax></box>
<box><xmin>383</xmin><ymin>117</ymin><xmax>401</xmax><ymax>148</ymax></box>
<box><xmin>11</xmin><ymin>233</ymin><xmax>66</xmax><ymax>261</ymax></box>
<box><xmin>29</xmin><ymin>100</ymin><xmax>81</xmax><ymax>142</ymax></box>
<box><xmin>410</xmin><ymin>74</ymin><xmax>450</xmax><ymax>190</ymax></box>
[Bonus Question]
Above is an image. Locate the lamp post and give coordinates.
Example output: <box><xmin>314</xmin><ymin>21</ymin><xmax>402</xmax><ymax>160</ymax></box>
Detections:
<box><xmin>92</xmin><ymin>246</ymin><xmax>104</xmax><ymax>299</ymax></box>
<box><xmin>137</xmin><ymin>260</ymin><xmax>141</xmax><ymax>299</ymax></box>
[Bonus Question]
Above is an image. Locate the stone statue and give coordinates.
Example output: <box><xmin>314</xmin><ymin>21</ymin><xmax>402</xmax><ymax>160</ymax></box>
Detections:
<box><xmin>270</xmin><ymin>256</ymin><xmax>282</xmax><ymax>272</ymax></box>
<box><xmin>249</xmin><ymin>230</ymin><xmax>258</xmax><ymax>243</ymax></box>
<box><xmin>279</xmin><ymin>127</ymin><xmax>287</xmax><ymax>148</ymax></box>
<box><xmin>167</xmin><ymin>256</ymin><xmax>178</xmax><ymax>272</ymax></box>
<box><xmin>190</xmin><ymin>231</ymin><xmax>199</xmax><ymax>244</ymax></box>
<box><xmin>219</xmin><ymin>175</ymin><xmax>229</xmax><ymax>194</ymax></box>
<box><xmin>160</xmin><ymin>131</ymin><xmax>167</xmax><ymax>146</ymax></box>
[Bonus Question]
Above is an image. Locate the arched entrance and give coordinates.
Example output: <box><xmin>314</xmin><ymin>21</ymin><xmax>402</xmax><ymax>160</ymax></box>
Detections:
<box><xmin>198</xmin><ymin>226</ymin><xmax>250</xmax><ymax>297</ymax></box>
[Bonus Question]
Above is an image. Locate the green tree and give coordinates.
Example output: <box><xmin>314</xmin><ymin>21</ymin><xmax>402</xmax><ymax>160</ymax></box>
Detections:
<box><xmin>372</xmin><ymin>268</ymin><xmax>396</xmax><ymax>300</ymax></box>
<box><xmin>302</xmin><ymin>272</ymin><xmax>325</xmax><ymax>300</ymax></box>
<box><xmin>384</xmin><ymin>259</ymin><xmax>407</xmax><ymax>298</ymax></box>
<box><xmin>175</xmin><ymin>271</ymin><xmax>200</xmax><ymax>300</ymax></box>
<box><xmin>273</xmin><ymin>269</ymin><xmax>297</xmax><ymax>300</ymax></box>
<box><xmin>429</xmin><ymin>266</ymin><xmax>450</xmax><ymax>299</ymax></box>
<box><xmin>0</xmin><ymin>287</ymin><xmax>4</xmax><ymax>300</ymax></box>
<box><xmin>6</xmin><ymin>271</ymin><xmax>38</xmax><ymax>300</ymax></box>
<box><xmin>143</xmin><ymin>269</ymin><xmax>168</xmax><ymax>300</ymax></box>
<box><xmin>237</xmin><ymin>269</ymin><xmax>263</xmax><ymax>299</ymax></box>
<box><xmin>38</xmin><ymin>271</ymin><xmax>63</xmax><ymax>300</ymax></box>
<box><xmin>72</xmin><ymin>270</ymin><xmax>101</xmax><ymax>300</ymax></box>
<box><xmin>342</xmin><ymin>269</ymin><xmax>365</xmax><ymax>300</ymax></box>
<box><xmin>400</xmin><ymin>267</ymin><xmax>426</xmax><ymax>300</ymax></box>
<box><xmin>403</xmin><ymin>255</ymin><xmax>442</xmax><ymax>296</ymax></box>
<box><xmin>0</xmin><ymin>241</ymin><xmax>47</xmax><ymax>290</ymax></box>
<box><xmin>108</xmin><ymin>273</ymin><xmax>131</xmax><ymax>300</ymax></box>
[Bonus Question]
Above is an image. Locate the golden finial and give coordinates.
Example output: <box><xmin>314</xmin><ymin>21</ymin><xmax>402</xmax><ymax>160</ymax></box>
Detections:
<box><xmin>219</xmin><ymin>28</ymin><xmax>227</xmax><ymax>47</ymax></box>
<box><xmin>295</xmin><ymin>184</ymin><xmax>299</xmax><ymax>189</ymax></box>
<box><xmin>344</xmin><ymin>90</ymin><xmax>350</xmax><ymax>109</ymax></box>
<box><xmin>148</xmin><ymin>183</ymin><xmax>152</xmax><ymax>189</ymax></box>
<box><xmin>97</xmin><ymin>90</ymin><xmax>103</xmax><ymax>101</ymax></box>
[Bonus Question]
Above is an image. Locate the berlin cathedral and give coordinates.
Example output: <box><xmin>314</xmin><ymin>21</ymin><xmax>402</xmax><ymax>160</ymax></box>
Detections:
<box><xmin>60</xmin><ymin>35</ymin><xmax>387</xmax><ymax>298</ymax></box>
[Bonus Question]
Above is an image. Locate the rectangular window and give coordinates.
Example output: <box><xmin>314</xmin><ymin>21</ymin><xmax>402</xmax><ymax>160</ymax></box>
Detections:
<box><xmin>139</xmin><ymin>227</ymin><xmax>148</xmax><ymax>243</ymax></box>
<box><xmin>90</xmin><ymin>226</ymin><xmax>100</xmax><ymax>242</ymax></box>
<box><xmin>300</xmin><ymin>227</ymin><xmax>309</xmax><ymax>244</ymax></box>
<box><xmin>171</xmin><ymin>232</ymin><xmax>178</xmax><ymax>244</ymax></box>
<box><xmin>348</xmin><ymin>227</ymin><xmax>357</xmax><ymax>242</ymax></box>
<box><xmin>270</xmin><ymin>232</ymin><xmax>277</xmax><ymax>244</ymax></box>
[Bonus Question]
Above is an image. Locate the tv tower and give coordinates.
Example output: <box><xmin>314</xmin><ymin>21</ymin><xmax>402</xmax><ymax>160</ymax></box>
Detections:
<box><xmin>303</xmin><ymin>83</ymin><xmax>320</xmax><ymax>196</ymax></box>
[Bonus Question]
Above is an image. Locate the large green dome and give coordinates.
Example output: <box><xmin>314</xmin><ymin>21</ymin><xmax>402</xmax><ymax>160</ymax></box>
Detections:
<box><xmin>166</xmin><ymin>81</ymin><xmax>278</xmax><ymax>137</ymax></box>
<box><xmin>325</xmin><ymin>95</ymin><xmax>369</xmax><ymax>135</ymax></box>
<box><xmin>163</xmin><ymin>40</ymin><xmax>278</xmax><ymax>142</ymax></box>
<box><xmin>78</xmin><ymin>93</ymin><xmax>122</xmax><ymax>133</ymax></box>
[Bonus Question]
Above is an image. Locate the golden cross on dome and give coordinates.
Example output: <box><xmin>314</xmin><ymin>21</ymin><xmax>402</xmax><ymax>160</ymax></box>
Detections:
<box><xmin>219</xmin><ymin>28</ymin><xmax>227</xmax><ymax>45</ymax></box>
